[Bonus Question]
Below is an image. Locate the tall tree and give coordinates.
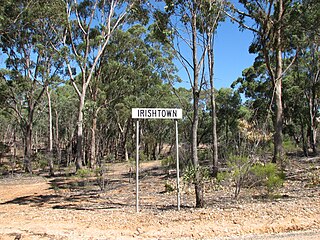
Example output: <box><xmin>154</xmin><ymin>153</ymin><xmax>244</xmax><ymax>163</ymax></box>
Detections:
<box><xmin>0</xmin><ymin>0</ymin><xmax>65</xmax><ymax>172</ymax></box>
<box><xmin>60</xmin><ymin>0</ymin><xmax>142</xmax><ymax>170</ymax></box>
<box><xmin>228</xmin><ymin>0</ymin><xmax>299</xmax><ymax>164</ymax></box>
<box><xmin>86</xmin><ymin>24</ymin><xmax>177</xmax><ymax>166</ymax></box>
<box><xmin>201</xmin><ymin>0</ymin><xmax>224</xmax><ymax>177</ymax></box>
<box><xmin>296</xmin><ymin>0</ymin><xmax>320</xmax><ymax>154</ymax></box>
<box><xmin>152</xmin><ymin>0</ymin><xmax>222</xmax><ymax>207</ymax></box>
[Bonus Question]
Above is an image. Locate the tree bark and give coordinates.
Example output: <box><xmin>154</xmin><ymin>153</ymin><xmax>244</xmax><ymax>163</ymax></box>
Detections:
<box><xmin>191</xmin><ymin>0</ymin><xmax>204</xmax><ymax>208</ymax></box>
<box><xmin>54</xmin><ymin>109</ymin><xmax>62</xmax><ymax>168</ymax></box>
<box><xmin>272</xmin><ymin>0</ymin><xmax>284</xmax><ymax>164</ymax></box>
<box><xmin>24</xmin><ymin>121</ymin><xmax>33</xmax><ymax>173</ymax></box>
<box><xmin>90</xmin><ymin>110</ymin><xmax>97</xmax><ymax>168</ymax></box>
<box><xmin>309</xmin><ymin>87</ymin><xmax>318</xmax><ymax>155</ymax></box>
<box><xmin>46</xmin><ymin>86</ymin><xmax>54</xmax><ymax>176</ymax></box>
<box><xmin>76</xmin><ymin>93</ymin><xmax>85</xmax><ymax>171</ymax></box>
<box><xmin>208</xmin><ymin>34</ymin><xmax>218</xmax><ymax>177</ymax></box>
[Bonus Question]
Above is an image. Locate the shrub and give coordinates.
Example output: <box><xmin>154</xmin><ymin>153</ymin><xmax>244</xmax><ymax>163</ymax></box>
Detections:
<box><xmin>161</xmin><ymin>156</ymin><xmax>175</xmax><ymax>168</ymax></box>
<box><xmin>164</xmin><ymin>180</ymin><xmax>175</xmax><ymax>193</ymax></box>
<box><xmin>33</xmin><ymin>152</ymin><xmax>48</xmax><ymax>171</ymax></box>
<box><xmin>76</xmin><ymin>168</ymin><xmax>93</xmax><ymax>178</ymax></box>
<box><xmin>182</xmin><ymin>164</ymin><xmax>210</xmax><ymax>185</ymax></box>
<box><xmin>251</xmin><ymin>163</ymin><xmax>285</xmax><ymax>194</ymax></box>
<box><xmin>226</xmin><ymin>155</ymin><xmax>253</xmax><ymax>198</ymax></box>
<box><xmin>283</xmin><ymin>138</ymin><xmax>298</xmax><ymax>153</ymax></box>
<box><xmin>76</xmin><ymin>168</ymin><xmax>93</xmax><ymax>186</ymax></box>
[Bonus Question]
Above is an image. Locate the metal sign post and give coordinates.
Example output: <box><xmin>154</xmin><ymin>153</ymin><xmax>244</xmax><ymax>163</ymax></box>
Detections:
<box><xmin>175</xmin><ymin>119</ymin><xmax>180</xmax><ymax>211</ymax></box>
<box><xmin>132</xmin><ymin>108</ymin><xmax>182</xmax><ymax>212</ymax></box>
<box><xmin>135</xmin><ymin>120</ymin><xmax>139</xmax><ymax>213</ymax></box>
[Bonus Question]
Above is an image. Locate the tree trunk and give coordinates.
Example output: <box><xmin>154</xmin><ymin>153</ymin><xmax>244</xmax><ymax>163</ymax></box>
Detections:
<box><xmin>208</xmin><ymin>34</ymin><xmax>218</xmax><ymax>177</ymax></box>
<box><xmin>46</xmin><ymin>86</ymin><xmax>54</xmax><ymax>176</ymax></box>
<box><xmin>191</xmin><ymin>0</ymin><xmax>204</xmax><ymax>208</ymax></box>
<box><xmin>309</xmin><ymin>90</ymin><xmax>318</xmax><ymax>155</ymax></box>
<box><xmin>76</xmin><ymin>93</ymin><xmax>85</xmax><ymax>171</ymax></box>
<box><xmin>300</xmin><ymin>116</ymin><xmax>308</xmax><ymax>157</ymax></box>
<box><xmin>90</xmin><ymin>110</ymin><xmax>98</xmax><ymax>168</ymax></box>
<box><xmin>24</xmin><ymin>121</ymin><xmax>33</xmax><ymax>173</ymax></box>
<box><xmin>54</xmin><ymin>109</ymin><xmax>62</xmax><ymax>168</ymax></box>
<box><xmin>272</xmin><ymin>0</ymin><xmax>284</xmax><ymax>164</ymax></box>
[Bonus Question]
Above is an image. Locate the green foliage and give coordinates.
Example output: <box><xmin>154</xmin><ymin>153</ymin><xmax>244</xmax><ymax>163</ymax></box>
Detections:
<box><xmin>161</xmin><ymin>156</ymin><xmax>175</xmax><ymax>168</ymax></box>
<box><xmin>225</xmin><ymin>155</ymin><xmax>253</xmax><ymax>198</ymax></box>
<box><xmin>282</xmin><ymin>139</ymin><xmax>298</xmax><ymax>153</ymax></box>
<box><xmin>251</xmin><ymin>163</ymin><xmax>285</xmax><ymax>194</ymax></box>
<box><xmin>183</xmin><ymin>164</ymin><xmax>196</xmax><ymax>184</ymax></box>
<box><xmin>164</xmin><ymin>180</ymin><xmax>175</xmax><ymax>193</ymax></box>
<box><xmin>182</xmin><ymin>164</ymin><xmax>210</xmax><ymax>185</ymax></box>
<box><xmin>216</xmin><ymin>171</ymin><xmax>228</xmax><ymax>184</ymax></box>
<box><xmin>129</xmin><ymin>152</ymin><xmax>150</xmax><ymax>163</ymax></box>
<box><xmin>76</xmin><ymin>168</ymin><xmax>93</xmax><ymax>179</ymax></box>
<box><xmin>33</xmin><ymin>153</ymin><xmax>48</xmax><ymax>171</ymax></box>
<box><xmin>224</xmin><ymin>153</ymin><xmax>286</xmax><ymax>198</ymax></box>
<box><xmin>76</xmin><ymin>168</ymin><xmax>93</xmax><ymax>187</ymax></box>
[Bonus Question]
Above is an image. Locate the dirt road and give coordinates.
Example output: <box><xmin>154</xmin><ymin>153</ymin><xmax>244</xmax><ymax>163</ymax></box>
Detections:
<box><xmin>0</xmin><ymin>160</ymin><xmax>319</xmax><ymax>239</ymax></box>
<box><xmin>219</xmin><ymin>231</ymin><xmax>320</xmax><ymax>240</ymax></box>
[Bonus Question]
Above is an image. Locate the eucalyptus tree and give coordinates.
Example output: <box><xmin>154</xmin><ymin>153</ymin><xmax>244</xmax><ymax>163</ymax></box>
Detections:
<box><xmin>215</xmin><ymin>88</ymin><xmax>242</xmax><ymax>155</ymax></box>
<box><xmin>53</xmin><ymin>84</ymin><xmax>79</xmax><ymax>166</ymax></box>
<box><xmin>227</xmin><ymin>0</ymin><xmax>301</xmax><ymax>164</ymax></box>
<box><xmin>200</xmin><ymin>1</ymin><xmax>225</xmax><ymax>177</ymax></box>
<box><xmin>0</xmin><ymin>0</ymin><xmax>65</xmax><ymax>173</ymax></box>
<box><xmin>58</xmin><ymin>0</ymin><xmax>145</xmax><ymax>171</ymax></box>
<box><xmin>293</xmin><ymin>0</ymin><xmax>320</xmax><ymax>154</ymax></box>
<box><xmin>152</xmin><ymin>0</ymin><xmax>225</xmax><ymax>207</ymax></box>
<box><xmin>89</xmin><ymin>24</ymin><xmax>178</xmax><ymax>164</ymax></box>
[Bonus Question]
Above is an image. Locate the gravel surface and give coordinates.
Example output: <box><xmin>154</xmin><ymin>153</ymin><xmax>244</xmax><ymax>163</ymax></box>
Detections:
<box><xmin>0</xmin><ymin>159</ymin><xmax>319</xmax><ymax>239</ymax></box>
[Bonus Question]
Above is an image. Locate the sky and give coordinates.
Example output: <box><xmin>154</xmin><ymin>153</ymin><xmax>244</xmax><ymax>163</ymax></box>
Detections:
<box><xmin>0</xmin><ymin>5</ymin><xmax>257</xmax><ymax>92</ymax></box>
<box><xmin>214</xmin><ymin>19</ymin><xmax>257</xmax><ymax>90</ymax></box>
<box><xmin>173</xmin><ymin>17</ymin><xmax>257</xmax><ymax>91</ymax></box>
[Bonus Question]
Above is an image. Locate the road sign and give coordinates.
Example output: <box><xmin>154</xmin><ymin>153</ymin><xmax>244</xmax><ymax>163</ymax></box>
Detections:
<box><xmin>132</xmin><ymin>108</ymin><xmax>182</xmax><ymax>212</ymax></box>
<box><xmin>132</xmin><ymin>108</ymin><xmax>182</xmax><ymax>119</ymax></box>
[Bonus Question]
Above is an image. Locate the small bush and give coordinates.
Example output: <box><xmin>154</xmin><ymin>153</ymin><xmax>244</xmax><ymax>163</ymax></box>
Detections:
<box><xmin>283</xmin><ymin>139</ymin><xmax>298</xmax><ymax>153</ymax></box>
<box><xmin>182</xmin><ymin>164</ymin><xmax>210</xmax><ymax>185</ymax></box>
<box><xmin>76</xmin><ymin>168</ymin><xmax>93</xmax><ymax>178</ymax></box>
<box><xmin>251</xmin><ymin>163</ymin><xmax>285</xmax><ymax>194</ymax></box>
<box><xmin>164</xmin><ymin>180</ymin><xmax>175</xmax><ymax>192</ymax></box>
<box><xmin>226</xmin><ymin>155</ymin><xmax>253</xmax><ymax>198</ymax></box>
<box><xmin>76</xmin><ymin>168</ymin><xmax>93</xmax><ymax>186</ymax></box>
<box><xmin>161</xmin><ymin>156</ymin><xmax>175</xmax><ymax>168</ymax></box>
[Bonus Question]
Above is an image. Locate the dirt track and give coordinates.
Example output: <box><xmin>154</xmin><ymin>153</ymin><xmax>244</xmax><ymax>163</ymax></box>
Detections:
<box><xmin>0</xmin><ymin>160</ymin><xmax>319</xmax><ymax>239</ymax></box>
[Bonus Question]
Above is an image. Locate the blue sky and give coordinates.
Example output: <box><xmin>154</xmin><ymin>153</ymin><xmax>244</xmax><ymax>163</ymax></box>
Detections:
<box><xmin>173</xmin><ymin>17</ymin><xmax>257</xmax><ymax>91</ymax></box>
<box><xmin>214</xmin><ymin>19</ymin><xmax>256</xmax><ymax>89</ymax></box>
<box><xmin>0</xmin><ymin>9</ymin><xmax>256</xmax><ymax>92</ymax></box>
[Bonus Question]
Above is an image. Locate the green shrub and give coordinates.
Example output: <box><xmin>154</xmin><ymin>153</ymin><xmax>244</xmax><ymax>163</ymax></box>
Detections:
<box><xmin>183</xmin><ymin>164</ymin><xmax>196</xmax><ymax>184</ymax></box>
<box><xmin>226</xmin><ymin>155</ymin><xmax>253</xmax><ymax>198</ymax></box>
<box><xmin>251</xmin><ymin>163</ymin><xmax>285</xmax><ymax>194</ymax></box>
<box><xmin>76</xmin><ymin>168</ymin><xmax>93</xmax><ymax>178</ymax></box>
<box><xmin>164</xmin><ymin>180</ymin><xmax>175</xmax><ymax>192</ymax></box>
<box><xmin>161</xmin><ymin>156</ymin><xmax>175</xmax><ymax>168</ymax></box>
<box><xmin>216</xmin><ymin>171</ymin><xmax>228</xmax><ymax>184</ymax></box>
<box><xmin>33</xmin><ymin>153</ymin><xmax>48</xmax><ymax>171</ymax></box>
<box><xmin>182</xmin><ymin>164</ymin><xmax>210</xmax><ymax>185</ymax></box>
<box><xmin>283</xmin><ymin>138</ymin><xmax>298</xmax><ymax>153</ymax></box>
<box><xmin>75</xmin><ymin>168</ymin><xmax>94</xmax><ymax>186</ymax></box>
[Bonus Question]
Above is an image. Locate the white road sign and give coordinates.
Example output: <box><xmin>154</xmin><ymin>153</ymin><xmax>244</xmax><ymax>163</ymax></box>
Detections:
<box><xmin>132</xmin><ymin>108</ymin><xmax>182</xmax><ymax>119</ymax></box>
